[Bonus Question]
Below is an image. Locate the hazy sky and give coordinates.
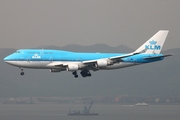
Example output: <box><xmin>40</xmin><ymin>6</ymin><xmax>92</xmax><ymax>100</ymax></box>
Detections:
<box><xmin>1</xmin><ymin>0</ymin><xmax>180</xmax><ymax>50</ymax></box>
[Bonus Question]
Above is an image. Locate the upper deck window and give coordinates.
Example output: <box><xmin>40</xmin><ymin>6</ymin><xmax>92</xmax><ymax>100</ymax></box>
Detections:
<box><xmin>28</xmin><ymin>52</ymin><xmax>40</xmax><ymax>54</ymax></box>
<box><xmin>44</xmin><ymin>52</ymin><xmax>53</xmax><ymax>54</ymax></box>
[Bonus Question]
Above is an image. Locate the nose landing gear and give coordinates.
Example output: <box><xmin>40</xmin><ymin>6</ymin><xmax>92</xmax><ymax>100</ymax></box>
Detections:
<box><xmin>20</xmin><ymin>72</ymin><xmax>24</xmax><ymax>75</ymax></box>
<box><xmin>20</xmin><ymin>68</ymin><xmax>25</xmax><ymax>76</ymax></box>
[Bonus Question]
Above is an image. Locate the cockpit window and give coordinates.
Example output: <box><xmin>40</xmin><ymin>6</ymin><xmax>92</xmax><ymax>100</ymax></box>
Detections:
<box><xmin>16</xmin><ymin>51</ymin><xmax>20</xmax><ymax>53</ymax></box>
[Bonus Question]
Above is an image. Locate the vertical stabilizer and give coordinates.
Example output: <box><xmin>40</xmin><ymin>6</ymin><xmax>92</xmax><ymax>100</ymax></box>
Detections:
<box><xmin>134</xmin><ymin>30</ymin><xmax>169</xmax><ymax>54</ymax></box>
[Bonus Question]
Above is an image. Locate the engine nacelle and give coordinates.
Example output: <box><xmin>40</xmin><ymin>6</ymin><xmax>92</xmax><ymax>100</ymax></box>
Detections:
<box><xmin>95</xmin><ymin>59</ymin><xmax>108</xmax><ymax>68</ymax></box>
<box><xmin>66</xmin><ymin>64</ymin><xmax>79</xmax><ymax>71</ymax></box>
<box><xmin>50</xmin><ymin>69</ymin><xmax>61</xmax><ymax>72</ymax></box>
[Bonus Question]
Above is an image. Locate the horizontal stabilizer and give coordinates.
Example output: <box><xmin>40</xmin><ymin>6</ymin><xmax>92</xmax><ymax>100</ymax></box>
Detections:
<box><xmin>143</xmin><ymin>54</ymin><xmax>172</xmax><ymax>60</ymax></box>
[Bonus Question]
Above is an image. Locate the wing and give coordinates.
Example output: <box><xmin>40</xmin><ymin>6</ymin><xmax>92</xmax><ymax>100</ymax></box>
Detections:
<box><xmin>83</xmin><ymin>48</ymin><xmax>147</xmax><ymax>64</ymax></box>
<box><xmin>81</xmin><ymin>49</ymin><xmax>149</xmax><ymax>71</ymax></box>
<box><xmin>46</xmin><ymin>50</ymin><xmax>145</xmax><ymax>71</ymax></box>
<box><xmin>82</xmin><ymin>52</ymin><xmax>143</xmax><ymax>71</ymax></box>
<box><xmin>83</xmin><ymin>52</ymin><xmax>141</xmax><ymax>64</ymax></box>
<box><xmin>109</xmin><ymin>52</ymin><xmax>140</xmax><ymax>62</ymax></box>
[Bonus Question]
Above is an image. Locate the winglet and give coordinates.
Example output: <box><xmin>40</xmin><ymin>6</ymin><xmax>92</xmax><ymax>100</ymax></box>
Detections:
<box><xmin>134</xmin><ymin>30</ymin><xmax>169</xmax><ymax>54</ymax></box>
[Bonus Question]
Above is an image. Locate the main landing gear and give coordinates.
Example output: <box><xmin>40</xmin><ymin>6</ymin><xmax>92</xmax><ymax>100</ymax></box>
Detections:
<box><xmin>72</xmin><ymin>70</ymin><xmax>92</xmax><ymax>78</ymax></box>
<box><xmin>20</xmin><ymin>68</ymin><xmax>25</xmax><ymax>76</ymax></box>
<box><xmin>72</xmin><ymin>71</ymin><xmax>78</xmax><ymax>78</ymax></box>
<box><xmin>80</xmin><ymin>70</ymin><xmax>91</xmax><ymax>77</ymax></box>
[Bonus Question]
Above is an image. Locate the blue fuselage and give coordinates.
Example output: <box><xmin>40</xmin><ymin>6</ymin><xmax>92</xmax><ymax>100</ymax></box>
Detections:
<box><xmin>4</xmin><ymin>49</ymin><xmax>164</xmax><ymax>70</ymax></box>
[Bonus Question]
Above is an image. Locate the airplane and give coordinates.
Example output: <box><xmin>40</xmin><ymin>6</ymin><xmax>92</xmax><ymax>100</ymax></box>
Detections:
<box><xmin>4</xmin><ymin>30</ymin><xmax>172</xmax><ymax>78</ymax></box>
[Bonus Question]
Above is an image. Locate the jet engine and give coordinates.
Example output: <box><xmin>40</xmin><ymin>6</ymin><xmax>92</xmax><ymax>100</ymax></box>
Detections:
<box><xmin>95</xmin><ymin>59</ymin><xmax>108</xmax><ymax>68</ymax></box>
<box><xmin>66</xmin><ymin>64</ymin><xmax>79</xmax><ymax>71</ymax></box>
<box><xmin>50</xmin><ymin>69</ymin><xmax>61</xmax><ymax>72</ymax></box>
<box><xmin>95</xmin><ymin>59</ymin><xmax>113</xmax><ymax>68</ymax></box>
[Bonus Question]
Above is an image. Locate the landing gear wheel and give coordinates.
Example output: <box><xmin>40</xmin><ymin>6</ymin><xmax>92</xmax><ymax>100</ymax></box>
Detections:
<box><xmin>88</xmin><ymin>73</ymin><xmax>92</xmax><ymax>77</ymax></box>
<box><xmin>72</xmin><ymin>71</ymin><xmax>78</xmax><ymax>78</ymax></box>
<box><xmin>20</xmin><ymin>72</ymin><xmax>24</xmax><ymax>76</ymax></box>
<box><xmin>80</xmin><ymin>70</ymin><xmax>92</xmax><ymax>77</ymax></box>
<box><xmin>75</xmin><ymin>75</ymin><xmax>78</xmax><ymax>78</ymax></box>
<box><xmin>20</xmin><ymin>68</ymin><xmax>24</xmax><ymax>76</ymax></box>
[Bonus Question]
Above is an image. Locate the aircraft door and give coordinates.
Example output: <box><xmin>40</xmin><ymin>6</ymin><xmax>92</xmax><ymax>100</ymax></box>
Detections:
<box><xmin>40</xmin><ymin>49</ymin><xmax>44</xmax><ymax>59</ymax></box>
<box><xmin>49</xmin><ymin>57</ymin><xmax>53</xmax><ymax>62</ymax></box>
<box><xmin>27</xmin><ymin>57</ymin><xmax>31</xmax><ymax>62</ymax></box>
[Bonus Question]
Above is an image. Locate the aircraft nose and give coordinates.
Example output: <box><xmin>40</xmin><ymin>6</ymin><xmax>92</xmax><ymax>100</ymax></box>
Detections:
<box><xmin>4</xmin><ymin>56</ymin><xmax>9</xmax><ymax>61</ymax></box>
<box><xmin>3</xmin><ymin>55</ymin><xmax>16</xmax><ymax>65</ymax></box>
<box><xmin>4</xmin><ymin>55</ymin><xmax>11</xmax><ymax>63</ymax></box>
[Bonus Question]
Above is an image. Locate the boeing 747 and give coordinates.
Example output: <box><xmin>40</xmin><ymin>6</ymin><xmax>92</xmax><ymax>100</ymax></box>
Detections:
<box><xmin>4</xmin><ymin>30</ymin><xmax>171</xmax><ymax>78</ymax></box>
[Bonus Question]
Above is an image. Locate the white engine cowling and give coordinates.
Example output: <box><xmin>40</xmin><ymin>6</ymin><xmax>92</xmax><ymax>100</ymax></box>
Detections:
<box><xmin>50</xmin><ymin>69</ymin><xmax>61</xmax><ymax>72</ymax></box>
<box><xmin>66</xmin><ymin>64</ymin><xmax>79</xmax><ymax>71</ymax></box>
<box><xmin>96</xmin><ymin>59</ymin><xmax>108</xmax><ymax>68</ymax></box>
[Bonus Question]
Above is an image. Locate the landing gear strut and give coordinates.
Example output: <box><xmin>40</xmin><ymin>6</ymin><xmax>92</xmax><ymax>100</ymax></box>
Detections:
<box><xmin>72</xmin><ymin>71</ymin><xmax>78</xmax><ymax>78</ymax></box>
<box><xmin>20</xmin><ymin>68</ymin><xmax>24</xmax><ymax>76</ymax></box>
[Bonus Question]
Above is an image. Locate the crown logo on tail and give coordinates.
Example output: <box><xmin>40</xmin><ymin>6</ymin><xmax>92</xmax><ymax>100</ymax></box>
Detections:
<box><xmin>149</xmin><ymin>40</ymin><xmax>157</xmax><ymax>45</ymax></box>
